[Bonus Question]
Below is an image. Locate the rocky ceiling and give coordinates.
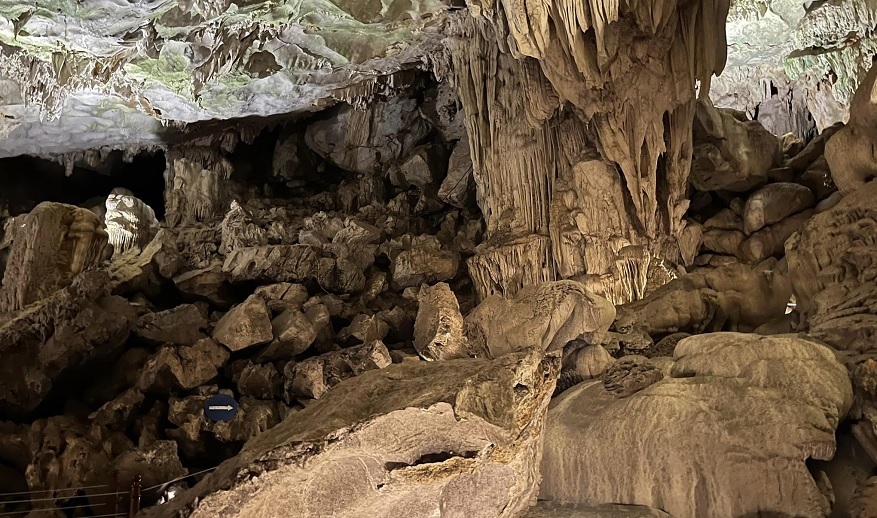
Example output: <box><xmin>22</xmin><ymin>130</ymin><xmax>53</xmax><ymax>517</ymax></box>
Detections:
<box><xmin>1</xmin><ymin>0</ymin><xmax>875</xmax><ymax>159</ymax></box>
<box><xmin>0</xmin><ymin>0</ymin><xmax>455</xmax><ymax>158</ymax></box>
<box><xmin>720</xmin><ymin>0</ymin><xmax>877</xmax><ymax>129</ymax></box>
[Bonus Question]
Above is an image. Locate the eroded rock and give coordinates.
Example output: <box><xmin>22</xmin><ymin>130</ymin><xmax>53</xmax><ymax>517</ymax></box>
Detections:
<box><xmin>541</xmin><ymin>333</ymin><xmax>852</xmax><ymax>518</ymax></box>
<box><xmin>142</xmin><ymin>351</ymin><xmax>559</xmax><ymax>518</ymax></box>
<box><xmin>213</xmin><ymin>295</ymin><xmax>273</xmax><ymax>352</ymax></box>
<box><xmin>413</xmin><ymin>283</ymin><xmax>469</xmax><ymax>361</ymax></box>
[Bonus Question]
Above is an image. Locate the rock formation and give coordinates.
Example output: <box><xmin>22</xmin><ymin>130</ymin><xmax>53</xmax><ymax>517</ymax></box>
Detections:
<box><xmin>3</xmin><ymin>2</ymin><xmax>877</xmax><ymax>517</ymax></box>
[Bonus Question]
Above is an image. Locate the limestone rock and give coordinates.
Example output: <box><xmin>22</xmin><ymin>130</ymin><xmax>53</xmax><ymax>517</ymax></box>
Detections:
<box><xmin>413</xmin><ymin>282</ymin><xmax>469</xmax><ymax>361</ymax></box>
<box><xmin>390</xmin><ymin>145</ymin><xmax>444</xmax><ymax>190</ymax></box>
<box><xmin>785</xmin><ymin>180</ymin><xmax>877</xmax><ymax>354</ymax></box>
<box><xmin>797</xmin><ymin>156</ymin><xmax>838</xmax><ymax>201</ymax></box>
<box><xmin>602</xmin><ymin>356</ymin><xmax>664</xmax><ymax>397</ymax></box>
<box><xmin>136</xmin><ymin>338</ymin><xmax>229</xmax><ymax>393</ymax></box>
<box><xmin>556</xmin><ymin>344</ymin><xmax>614</xmax><ymax>394</ymax></box>
<box><xmin>691</xmin><ymin>99</ymin><xmax>782</xmax><ymax>192</ymax></box>
<box><xmin>23</xmin><ymin>417</ymin><xmax>133</xmax><ymax>511</ymax></box>
<box><xmin>703</xmin><ymin>208</ymin><xmax>743</xmax><ymax>231</ymax></box>
<box><xmin>260</xmin><ymin>308</ymin><xmax>317</xmax><ymax>360</ymax></box>
<box><xmin>521</xmin><ymin>502</ymin><xmax>671</xmax><ymax>518</ymax></box>
<box><xmin>285</xmin><ymin>340</ymin><xmax>393</xmax><ymax>401</ymax></box>
<box><xmin>390</xmin><ymin>247</ymin><xmax>459</xmax><ymax>291</ymax></box>
<box><xmin>0</xmin><ymin>271</ymin><xmax>134</xmax><ymax>414</ymax></box>
<box><xmin>825</xmin><ymin>62</ymin><xmax>877</xmax><ymax>194</ymax></box>
<box><xmin>305</xmin><ymin>96</ymin><xmax>431</xmax><ymax>175</ymax></box>
<box><xmin>135</xmin><ymin>304</ymin><xmax>207</xmax><ymax>346</ymax></box>
<box><xmin>113</xmin><ymin>440</ymin><xmax>187</xmax><ymax>497</ymax></box>
<box><xmin>0</xmin><ymin>202</ymin><xmax>109</xmax><ymax>311</ymax></box>
<box><xmin>541</xmin><ymin>333</ymin><xmax>853</xmax><ymax>518</ymax></box>
<box><xmin>742</xmin><ymin>182</ymin><xmax>815</xmax><ymax>235</ymax></box>
<box><xmin>623</xmin><ymin>264</ymin><xmax>791</xmax><ymax>334</ymax></box>
<box><xmin>739</xmin><ymin>209</ymin><xmax>814</xmax><ymax>263</ymax></box>
<box><xmin>437</xmin><ymin>138</ymin><xmax>474</xmax><ymax>208</ymax></box>
<box><xmin>338</xmin><ymin>314</ymin><xmax>389</xmax><ymax>346</ymax></box>
<box><xmin>220</xmin><ymin>200</ymin><xmax>268</xmax><ymax>253</ymax></box>
<box><xmin>254</xmin><ymin>282</ymin><xmax>310</xmax><ymax>311</ymax></box>
<box><xmin>167</xmin><ymin>393</ymin><xmax>285</xmax><ymax>457</ymax></box>
<box><xmin>104</xmin><ymin>189</ymin><xmax>160</xmax><ymax>255</ymax></box>
<box><xmin>235</xmin><ymin>362</ymin><xmax>282</xmax><ymax>400</ymax></box>
<box><xmin>701</xmin><ymin>228</ymin><xmax>745</xmax><ymax>256</ymax></box>
<box><xmin>223</xmin><ymin>244</ymin><xmax>367</xmax><ymax>295</ymax></box>
<box><xmin>466</xmin><ymin>281</ymin><xmax>615</xmax><ymax>359</ymax></box>
<box><xmin>173</xmin><ymin>263</ymin><xmax>234</xmax><ymax>307</ymax></box>
<box><xmin>786</xmin><ymin>122</ymin><xmax>844</xmax><ymax>172</ymax></box>
<box><xmin>141</xmin><ymin>351</ymin><xmax>559</xmax><ymax>518</ymax></box>
<box><xmin>213</xmin><ymin>295</ymin><xmax>273</xmax><ymax>352</ymax></box>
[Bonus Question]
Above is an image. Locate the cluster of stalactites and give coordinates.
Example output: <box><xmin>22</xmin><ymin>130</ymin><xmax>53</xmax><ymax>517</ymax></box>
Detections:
<box><xmin>445</xmin><ymin>1</ymin><xmax>730</xmax><ymax>301</ymax></box>
<box><xmin>164</xmin><ymin>147</ymin><xmax>234</xmax><ymax>227</ymax></box>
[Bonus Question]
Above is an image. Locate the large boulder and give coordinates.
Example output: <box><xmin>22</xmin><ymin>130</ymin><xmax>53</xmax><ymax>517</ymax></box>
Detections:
<box><xmin>786</xmin><ymin>180</ymin><xmax>877</xmax><ymax>351</ymax></box>
<box><xmin>786</xmin><ymin>181</ymin><xmax>877</xmax><ymax>459</ymax></box>
<box><xmin>213</xmin><ymin>295</ymin><xmax>273</xmax><ymax>352</ymax></box>
<box><xmin>742</xmin><ymin>182</ymin><xmax>815</xmax><ymax>235</ymax></box>
<box><xmin>690</xmin><ymin>99</ymin><xmax>782</xmax><ymax>192</ymax></box>
<box><xmin>466</xmin><ymin>281</ymin><xmax>615</xmax><ymax>359</ymax></box>
<box><xmin>141</xmin><ymin>351</ymin><xmax>559</xmax><ymax>518</ymax></box>
<box><xmin>825</xmin><ymin>62</ymin><xmax>877</xmax><ymax>194</ymax></box>
<box><xmin>541</xmin><ymin>333</ymin><xmax>852</xmax><ymax>518</ymax></box>
<box><xmin>413</xmin><ymin>283</ymin><xmax>470</xmax><ymax>361</ymax></box>
<box><xmin>0</xmin><ymin>202</ymin><xmax>109</xmax><ymax>311</ymax></box>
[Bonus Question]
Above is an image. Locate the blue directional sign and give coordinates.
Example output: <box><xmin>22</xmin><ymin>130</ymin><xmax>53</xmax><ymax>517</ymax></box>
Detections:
<box><xmin>204</xmin><ymin>394</ymin><xmax>239</xmax><ymax>422</ymax></box>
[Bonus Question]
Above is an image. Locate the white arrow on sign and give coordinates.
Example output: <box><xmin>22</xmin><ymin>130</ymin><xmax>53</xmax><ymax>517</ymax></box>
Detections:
<box><xmin>208</xmin><ymin>405</ymin><xmax>234</xmax><ymax>411</ymax></box>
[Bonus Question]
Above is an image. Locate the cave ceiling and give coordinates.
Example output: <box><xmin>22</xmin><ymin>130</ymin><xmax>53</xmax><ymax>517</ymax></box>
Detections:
<box><xmin>0</xmin><ymin>0</ymin><xmax>876</xmax><ymax>159</ymax></box>
<box><xmin>0</xmin><ymin>0</ymin><xmax>455</xmax><ymax>158</ymax></box>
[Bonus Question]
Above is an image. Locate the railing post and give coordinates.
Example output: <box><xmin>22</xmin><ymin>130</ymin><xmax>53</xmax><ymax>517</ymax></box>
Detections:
<box><xmin>107</xmin><ymin>470</ymin><xmax>119</xmax><ymax>516</ymax></box>
<box><xmin>129</xmin><ymin>475</ymin><xmax>141</xmax><ymax>517</ymax></box>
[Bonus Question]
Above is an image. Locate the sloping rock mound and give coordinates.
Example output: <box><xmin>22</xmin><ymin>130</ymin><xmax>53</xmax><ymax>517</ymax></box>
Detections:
<box><xmin>541</xmin><ymin>333</ymin><xmax>852</xmax><ymax>518</ymax></box>
<box><xmin>141</xmin><ymin>351</ymin><xmax>559</xmax><ymax>518</ymax></box>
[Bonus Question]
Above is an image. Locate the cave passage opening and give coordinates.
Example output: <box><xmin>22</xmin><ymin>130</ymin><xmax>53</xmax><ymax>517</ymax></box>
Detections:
<box><xmin>0</xmin><ymin>149</ymin><xmax>167</xmax><ymax>220</ymax></box>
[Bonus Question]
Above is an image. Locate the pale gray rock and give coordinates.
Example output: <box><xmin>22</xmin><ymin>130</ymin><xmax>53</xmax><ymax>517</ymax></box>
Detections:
<box><xmin>541</xmin><ymin>333</ymin><xmax>852</xmax><ymax>518</ymax></box>
<box><xmin>437</xmin><ymin>138</ymin><xmax>474</xmax><ymax>208</ymax></box>
<box><xmin>305</xmin><ymin>96</ymin><xmax>432</xmax><ymax>175</ymax></box>
<box><xmin>466</xmin><ymin>280</ymin><xmax>615</xmax><ymax>359</ymax></box>
<box><xmin>260</xmin><ymin>308</ymin><xmax>317</xmax><ymax>360</ymax></box>
<box><xmin>742</xmin><ymin>182</ymin><xmax>815</xmax><ymax>235</ymax></box>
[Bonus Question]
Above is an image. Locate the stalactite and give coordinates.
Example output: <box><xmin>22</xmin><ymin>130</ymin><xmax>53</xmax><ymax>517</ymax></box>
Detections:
<box><xmin>445</xmin><ymin>0</ymin><xmax>730</xmax><ymax>301</ymax></box>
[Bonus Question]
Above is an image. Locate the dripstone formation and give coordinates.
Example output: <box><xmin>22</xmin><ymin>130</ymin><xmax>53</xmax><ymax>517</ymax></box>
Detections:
<box><xmin>1</xmin><ymin>1</ymin><xmax>877</xmax><ymax>517</ymax></box>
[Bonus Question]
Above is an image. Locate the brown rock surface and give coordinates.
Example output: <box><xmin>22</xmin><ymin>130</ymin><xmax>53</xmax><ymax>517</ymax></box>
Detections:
<box><xmin>742</xmin><ymin>182</ymin><xmax>815</xmax><ymax>235</ymax></box>
<box><xmin>135</xmin><ymin>304</ymin><xmax>208</xmax><ymax>346</ymax></box>
<box><xmin>466</xmin><ymin>281</ymin><xmax>615</xmax><ymax>359</ymax></box>
<box><xmin>413</xmin><ymin>282</ymin><xmax>469</xmax><ymax>361</ymax></box>
<box><xmin>213</xmin><ymin>295</ymin><xmax>273</xmax><ymax>352</ymax></box>
<box><xmin>141</xmin><ymin>351</ymin><xmax>559</xmax><ymax>518</ymax></box>
<box><xmin>541</xmin><ymin>333</ymin><xmax>852</xmax><ymax>518</ymax></box>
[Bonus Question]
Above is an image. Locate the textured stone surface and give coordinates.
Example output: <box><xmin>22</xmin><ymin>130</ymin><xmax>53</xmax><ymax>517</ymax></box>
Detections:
<box><xmin>0</xmin><ymin>0</ymin><xmax>454</xmax><ymax>157</ymax></box>
<box><xmin>466</xmin><ymin>281</ymin><xmax>615</xmax><ymax>359</ymax></box>
<box><xmin>413</xmin><ymin>282</ymin><xmax>469</xmax><ymax>361</ymax></box>
<box><xmin>135</xmin><ymin>304</ymin><xmax>208</xmax><ymax>346</ymax></box>
<box><xmin>213</xmin><ymin>295</ymin><xmax>273</xmax><ymax>352</ymax></box>
<box><xmin>541</xmin><ymin>333</ymin><xmax>852</xmax><ymax>518</ymax></box>
<box><xmin>142</xmin><ymin>351</ymin><xmax>559</xmax><ymax>518</ymax></box>
<box><xmin>0</xmin><ymin>202</ymin><xmax>109</xmax><ymax>312</ymax></box>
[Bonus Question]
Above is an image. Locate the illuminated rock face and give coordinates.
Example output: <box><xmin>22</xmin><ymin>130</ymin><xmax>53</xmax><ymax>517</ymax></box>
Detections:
<box><xmin>0</xmin><ymin>0</ymin><xmax>454</xmax><ymax>158</ymax></box>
